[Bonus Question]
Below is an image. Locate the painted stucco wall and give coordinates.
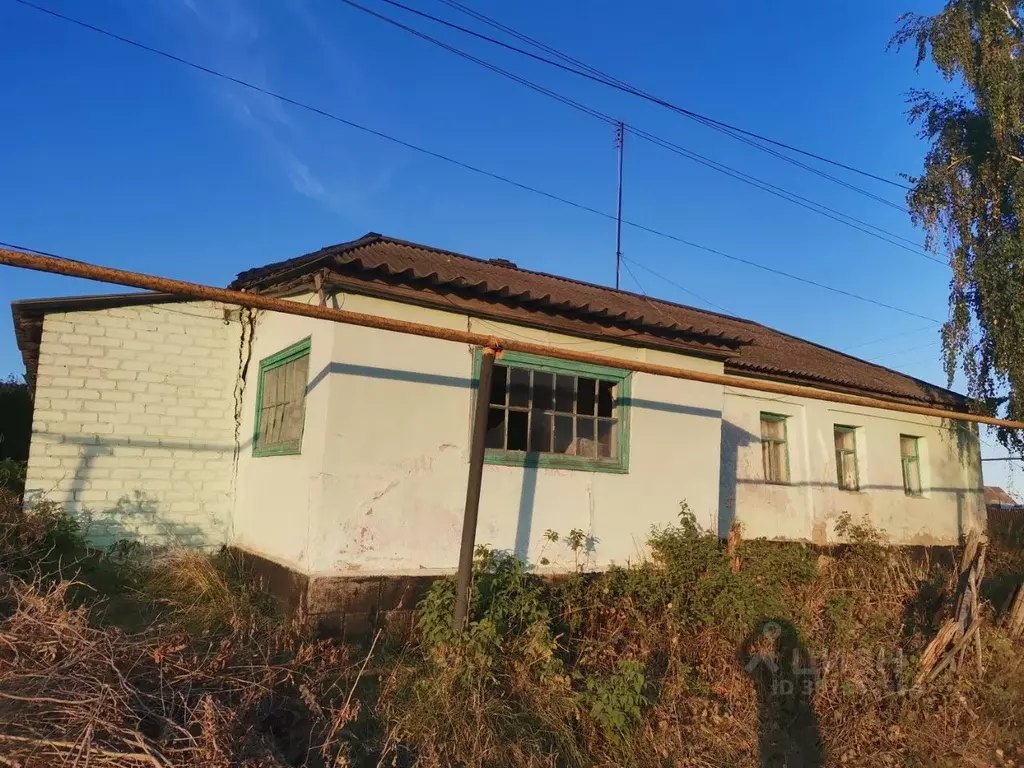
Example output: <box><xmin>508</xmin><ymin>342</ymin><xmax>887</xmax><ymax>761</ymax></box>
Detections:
<box><xmin>720</xmin><ymin>389</ymin><xmax>985</xmax><ymax>545</ymax></box>
<box><xmin>232</xmin><ymin>291</ymin><xmax>726</xmax><ymax>577</ymax></box>
<box><xmin>230</xmin><ymin>298</ymin><xmax>336</xmax><ymax>572</ymax></box>
<box><xmin>21</xmin><ymin>290</ymin><xmax>986</xmax><ymax>566</ymax></box>
<box><xmin>23</xmin><ymin>301</ymin><xmax>240</xmax><ymax>548</ymax></box>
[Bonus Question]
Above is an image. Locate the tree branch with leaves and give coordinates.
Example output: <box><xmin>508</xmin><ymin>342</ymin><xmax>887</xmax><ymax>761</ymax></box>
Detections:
<box><xmin>893</xmin><ymin>0</ymin><xmax>1024</xmax><ymax>449</ymax></box>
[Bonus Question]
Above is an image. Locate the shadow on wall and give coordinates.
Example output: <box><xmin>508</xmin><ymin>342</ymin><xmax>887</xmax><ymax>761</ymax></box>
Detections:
<box><xmin>515</xmin><ymin>455</ymin><xmax>539</xmax><ymax>562</ymax></box>
<box><xmin>81</xmin><ymin>490</ymin><xmax>210</xmax><ymax>550</ymax></box>
<box><xmin>25</xmin><ymin>432</ymin><xmax>242</xmax><ymax>550</ymax></box>
<box><xmin>719</xmin><ymin>421</ymin><xmax>756</xmax><ymax>536</ymax></box>
<box><xmin>306</xmin><ymin>361</ymin><xmax>725</xmax><ymax>566</ymax></box>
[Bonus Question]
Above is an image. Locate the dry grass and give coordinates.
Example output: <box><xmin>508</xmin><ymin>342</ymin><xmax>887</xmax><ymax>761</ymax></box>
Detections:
<box><xmin>0</xmin><ymin>492</ymin><xmax>374</xmax><ymax>767</ymax></box>
<box><xmin>141</xmin><ymin>548</ymin><xmax>283</xmax><ymax>636</ymax></box>
<box><xmin>0</xmin><ymin>574</ymin><xmax>366</xmax><ymax>767</ymax></box>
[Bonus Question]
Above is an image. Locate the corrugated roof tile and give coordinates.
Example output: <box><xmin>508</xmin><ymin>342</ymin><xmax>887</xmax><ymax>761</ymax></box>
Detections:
<box><xmin>226</xmin><ymin>233</ymin><xmax>962</xmax><ymax>406</ymax></box>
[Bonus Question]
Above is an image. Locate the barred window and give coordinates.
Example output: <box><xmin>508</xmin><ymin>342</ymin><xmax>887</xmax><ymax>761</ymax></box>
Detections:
<box><xmin>479</xmin><ymin>351</ymin><xmax>630</xmax><ymax>472</ymax></box>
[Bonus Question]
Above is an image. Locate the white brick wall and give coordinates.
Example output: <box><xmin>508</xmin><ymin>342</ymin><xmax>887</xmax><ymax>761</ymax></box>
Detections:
<box><xmin>23</xmin><ymin>301</ymin><xmax>242</xmax><ymax>549</ymax></box>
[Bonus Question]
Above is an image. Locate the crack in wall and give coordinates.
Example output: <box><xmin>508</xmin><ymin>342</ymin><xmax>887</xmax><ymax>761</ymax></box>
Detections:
<box><xmin>229</xmin><ymin>307</ymin><xmax>257</xmax><ymax>537</ymax></box>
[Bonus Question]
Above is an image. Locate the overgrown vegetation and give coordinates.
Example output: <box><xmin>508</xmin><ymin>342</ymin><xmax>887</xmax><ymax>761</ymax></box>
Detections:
<box><xmin>0</xmin><ymin>492</ymin><xmax>1022</xmax><ymax>766</ymax></box>
<box><xmin>379</xmin><ymin>507</ymin><xmax>1024</xmax><ymax>767</ymax></box>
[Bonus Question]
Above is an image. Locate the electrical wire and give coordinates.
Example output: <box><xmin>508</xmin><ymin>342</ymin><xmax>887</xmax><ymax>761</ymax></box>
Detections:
<box><xmin>620</xmin><ymin>256</ymin><xmax>734</xmax><ymax>315</ymax></box>
<box><xmin>868</xmin><ymin>340</ymin><xmax>941</xmax><ymax>364</ymax></box>
<box><xmin>355</xmin><ymin>0</ymin><xmax>913</xmax><ymax>198</ymax></box>
<box><xmin>843</xmin><ymin>324</ymin><xmax>938</xmax><ymax>350</ymax></box>
<box><xmin>627</xmin><ymin>127</ymin><xmax>939</xmax><ymax>263</ymax></box>
<box><xmin>332</xmin><ymin>0</ymin><xmax>939</xmax><ymax>264</ymax></box>
<box><xmin>7</xmin><ymin>0</ymin><xmax>942</xmax><ymax>325</ymax></box>
<box><xmin>337</xmin><ymin>0</ymin><xmax>942</xmax><ymax>268</ymax></box>
<box><xmin>425</xmin><ymin>1</ymin><xmax>921</xmax><ymax>217</ymax></box>
<box><xmin>433</xmin><ymin>0</ymin><xmax>914</xmax><ymax>195</ymax></box>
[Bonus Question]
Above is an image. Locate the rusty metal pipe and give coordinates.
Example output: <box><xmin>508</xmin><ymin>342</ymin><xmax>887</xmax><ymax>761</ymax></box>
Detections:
<box><xmin>2</xmin><ymin>246</ymin><xmax>1022</xmax><ymax>430</ymax></box>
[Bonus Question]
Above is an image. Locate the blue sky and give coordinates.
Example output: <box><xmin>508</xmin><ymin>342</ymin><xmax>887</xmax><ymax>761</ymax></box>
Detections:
<box><xmin>1</xmin><ymin>0</ymin><xmax>1018</xmax><ymax>491</ymax></box>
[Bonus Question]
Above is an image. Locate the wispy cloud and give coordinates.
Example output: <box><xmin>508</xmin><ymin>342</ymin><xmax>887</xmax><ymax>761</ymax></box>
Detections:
<box><xmin>154</xmin><ymin>0</ymin><xmax>392</xmax><ymax>216</ymax></box>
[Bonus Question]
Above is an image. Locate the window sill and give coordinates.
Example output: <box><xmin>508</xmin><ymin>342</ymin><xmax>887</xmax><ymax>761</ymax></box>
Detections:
<box><xmin>252</xmin><ymin>447</ymin><xmax>302</xmax><ymax>458</ymax></box>
<box><xmin>484</xmin><ymin>450</ymin><xmax>628</xmax><ymax>474</ymax></box>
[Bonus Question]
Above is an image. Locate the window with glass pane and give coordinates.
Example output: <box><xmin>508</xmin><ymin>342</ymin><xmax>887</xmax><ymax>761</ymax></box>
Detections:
<box><xmin>900</xmin><ymin>435</ymin><xmax>922</xmax><ymax>496</ymax></box>
<box><xmin>760</xmin><ymin>414</ymin><xmax>789</xmax><ymax>484</ymax></box>
<box><xmin>480</xmin><ymin>350</ymin><xmax>630</xmax><ymax>471</ymax></box>
<box><xmin>253</xmin><ymin>338</ymin><xmax>310</xmax><ymax>456</ymax></box>
<box><xmin>834</xmin><ymin>426</ymin><xmax>858</xmax><ymax>491</ymax></box>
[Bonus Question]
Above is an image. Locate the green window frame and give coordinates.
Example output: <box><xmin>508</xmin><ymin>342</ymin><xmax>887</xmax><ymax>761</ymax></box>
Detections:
<box><xmin>900</xmin><ymin>435</ymin><xmax>922</xmax><ymax>496</ymax></box>
<box><xmin>472</xmin><ymin>348</ymin><xmax>631</xmax><ymax>473</ymax></box>
<box><xmin>252</xmin><ymin>337</ymin><xmax>311</xmax><ymax>457</ymax></box>
<box><xmin>760</xmin><ymin>413</ymin><xmax>790</xmax><ymax>484</ymax></box>
<box><xmin>834</xmin><ymin>425</ymin><xmax>859</xmax><ymax>491</ymax></box>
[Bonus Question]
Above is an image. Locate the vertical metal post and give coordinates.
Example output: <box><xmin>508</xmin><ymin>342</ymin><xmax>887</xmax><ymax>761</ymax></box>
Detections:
<box><xmin>615</xmin><ymin>122</ymin><xmax>625</xmax><ymax>290</ymax></box>
<box><xmin>453</xmin><ymin>346</ymin><xmax>496</xmax><ymax>630</ymax></box>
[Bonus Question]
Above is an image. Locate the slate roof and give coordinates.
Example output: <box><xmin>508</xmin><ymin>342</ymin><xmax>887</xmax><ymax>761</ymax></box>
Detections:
<box><xmin>229</xmin><ymin>233</ymin><xmax>962</xmax><ymax>408</ymax></box>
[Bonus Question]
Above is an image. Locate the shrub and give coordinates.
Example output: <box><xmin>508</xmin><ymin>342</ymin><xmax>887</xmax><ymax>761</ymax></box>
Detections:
<box><xmin>580</xmin><ymin>659</ymin><xmax>649</xmax><ymax>743</ymax></box>
<box><xmin>0</xmin><ymin>496</ymin><xmax>88</xmax><ymax>580</ymax></box>
<box><xmin>0</xmin><ymin>458</ymin><xmax>26</xmax><ymax>495</ymax></box>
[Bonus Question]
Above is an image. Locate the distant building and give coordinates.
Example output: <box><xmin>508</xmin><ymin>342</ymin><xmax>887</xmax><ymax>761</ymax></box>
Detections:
<box><xmin>984</xmin><ymin>486</ymin><xmax>1019</xmax><ymax>509</ymax></box>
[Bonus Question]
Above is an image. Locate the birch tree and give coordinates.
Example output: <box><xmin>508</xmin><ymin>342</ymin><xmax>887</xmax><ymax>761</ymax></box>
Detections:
<box><xmin>894</xmin><ymin>1</ymin><xmax>1024</xmax><ymax>446</ymax></box>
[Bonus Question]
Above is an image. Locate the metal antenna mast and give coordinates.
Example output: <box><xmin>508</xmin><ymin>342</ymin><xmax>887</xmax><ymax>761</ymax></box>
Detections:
<box><xmin>615</xmin><ymin>121</ymin><xmax>625</xmax><ymax>289</ymax></box>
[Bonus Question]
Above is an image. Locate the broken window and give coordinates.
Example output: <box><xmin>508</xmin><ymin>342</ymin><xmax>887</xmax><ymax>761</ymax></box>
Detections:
<box><xmin>480</xmin><ymin>350</ymin><xmax>630</xmax><ymax>471</ymax></box>
<box><xmin>760</xmin><ymin>413</ymin><xmax>789</xmax><ymax>484</ymax></box>
<box><xmin>900</xmin><ymin>435</ymin><xmax>922</xmax><ymax>496</ymax></box>
<box><xmin>834</xmin><ymin>426</ymin><xmax>859</xmax><ymax>491</ymax></box>
<box><xmin>253</xmin><ymin>337</ymin><xmax>311</xmax><ymax>456</ymax></box>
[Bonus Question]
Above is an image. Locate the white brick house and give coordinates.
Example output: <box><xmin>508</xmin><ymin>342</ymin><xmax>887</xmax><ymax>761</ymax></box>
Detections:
<box><xmin>12</xmin><ymin>234</ymin><xmax>986</xmax><ymax>587</ymax></box>
<box><xmin>14</xmin><ymin>296</ymin><xmax>239</xmax><ymax>547</ymax></box>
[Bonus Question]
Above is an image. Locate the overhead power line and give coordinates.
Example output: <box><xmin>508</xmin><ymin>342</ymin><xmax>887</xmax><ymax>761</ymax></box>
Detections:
<box><xmin>8</xmin><ymin>0</ymin><xmax>942</xmax><ymax>325</ymax></box>
<box><xmin>434</xmin><ymin>0</ymin><xmax>913</xmax><ymax>193</ymax></box>
<box><xmin>868</xmin><ymin>340</ymin><xmax>941</xmax><ymax>364</ymax></box>
<box><xmin>352</xmin><ymin>0</ymin><xmax>913</xmax><ymax>202</ymax></box>
<box><xmin>332</xmin><ymin>0</ymin><xmax>942</xmax><ymax>265</ymax></box>
<box><xmin>843</xmin><ymin>324</ymin><xmax>938</xmax><ymax>350</ymax></box>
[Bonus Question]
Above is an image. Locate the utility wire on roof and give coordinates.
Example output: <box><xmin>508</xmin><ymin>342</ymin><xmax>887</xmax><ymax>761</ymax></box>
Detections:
<box><xmin>843</xmin><ymin>324</ymin><xmax>938</xmax><ymax>350</ymax></box>
<box><xmin>868</xmin><ymin>339</ymin><xmax>941</xmax><ymax>364</ymax></box>
<box><xmin>354</xmin><ymin>0</ymin><xmax>913</xmax><ymax>200</ymax></box>
<box><xmin>8</xmin><ymin>0</ymin><xmax>943</xmax><ymax>326</ymax></box>
<box><xmin>333</xmin><ymin>0</ymin><xmax>941</xmax><ymax>265</ymax></box>
<box><xmin>621</xmin><ymin>256</ymin><xmax>734</xmax><ymax>315</ymax></box>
